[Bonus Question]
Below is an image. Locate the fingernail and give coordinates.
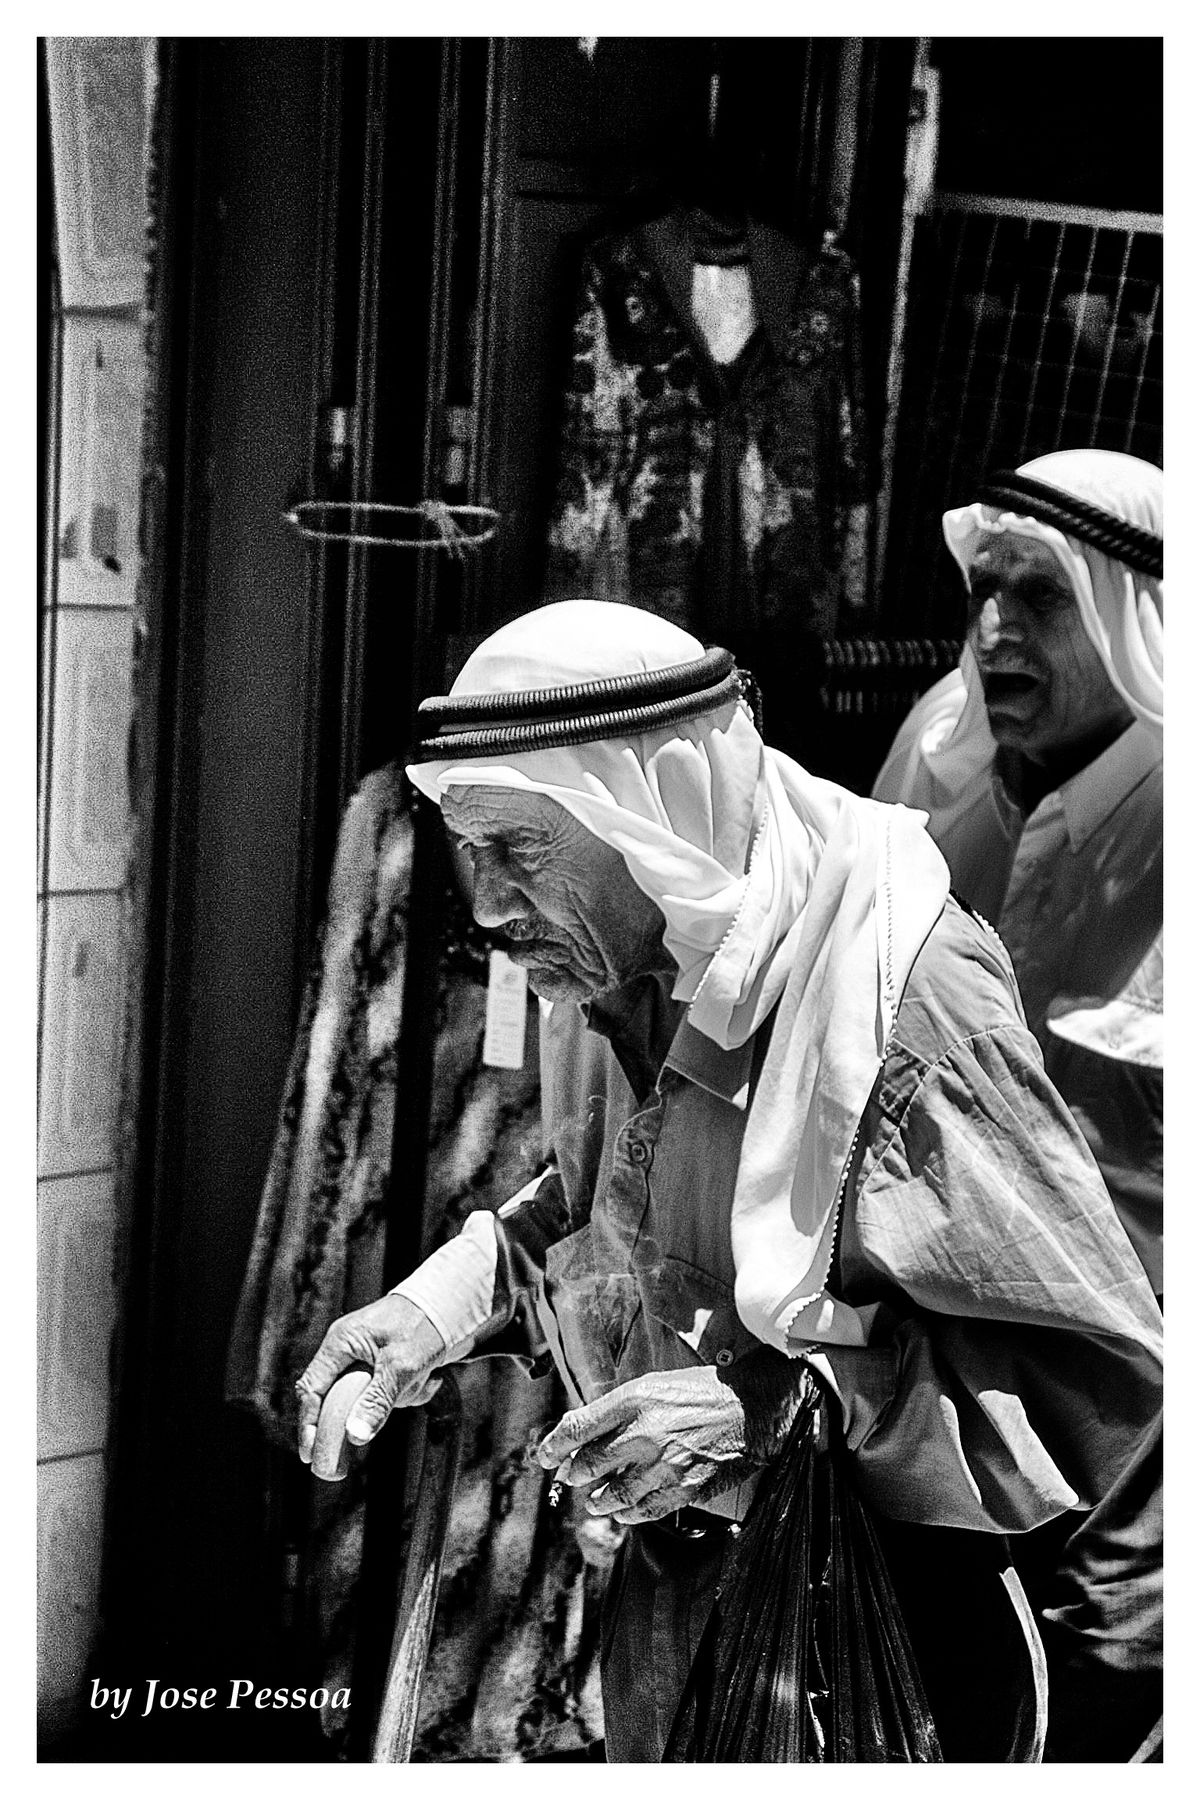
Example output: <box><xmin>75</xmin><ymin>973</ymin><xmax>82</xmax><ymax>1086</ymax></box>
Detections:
<box><xmin>345</xmin><ymin>1417</ymin><xmax>372</xmax><ymax>1445</ymax></box>
<box><xmin>299</xmin><ymin>1428</ymin><xmax>315</xmax><ymax>1462</ymax></box>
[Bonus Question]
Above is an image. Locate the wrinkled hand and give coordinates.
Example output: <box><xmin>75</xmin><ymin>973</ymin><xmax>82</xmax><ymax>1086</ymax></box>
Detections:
<box><xmin>295</xmin><ymin>1294</ymin><xmax>446</xmax><ymax>1478</ymax></box>
<box><xmin>536</xmin><ymin>1366</ymin><xmax>751</xmax><ymax>1525</ymax></box>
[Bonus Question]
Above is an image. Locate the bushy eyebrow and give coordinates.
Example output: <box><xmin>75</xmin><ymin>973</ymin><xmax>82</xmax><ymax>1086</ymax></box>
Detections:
<box><xmin>448</xmin><ymin>819</ymin><xmax>538</xmax><ymax>851</ymax></box>
<box><xmin>967</xmin><ymin>567</ymin><xmax>1070</xmax><ymax>603</ymax></box>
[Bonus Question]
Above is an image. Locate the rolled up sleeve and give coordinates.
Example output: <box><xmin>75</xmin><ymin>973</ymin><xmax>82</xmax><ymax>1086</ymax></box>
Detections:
<box><xmin>390</xmin><ymin>1167</ymin><xmax>573</xmax><ymax>1375</ymax></box>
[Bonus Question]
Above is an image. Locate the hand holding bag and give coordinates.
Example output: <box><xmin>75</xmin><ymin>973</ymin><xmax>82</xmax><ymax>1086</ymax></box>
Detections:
<box><xmin>664</xmin><ymin>1370</ymin><xmax>943</xmax><ymax>1762</ymax></box>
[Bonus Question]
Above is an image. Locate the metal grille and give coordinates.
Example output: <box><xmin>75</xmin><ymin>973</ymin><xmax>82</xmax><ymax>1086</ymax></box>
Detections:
<box><xmin>884</xmin><ymin>198</ymin><xmax>1162</xmax><ymax>636</ymax></box>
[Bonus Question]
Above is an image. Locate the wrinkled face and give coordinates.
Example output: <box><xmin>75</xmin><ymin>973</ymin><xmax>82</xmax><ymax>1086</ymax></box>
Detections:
<box><xmin>440</xmin><ymin>785</ymin><xmax>673</xmax><ymax>1003</ymax></box>
<box><xmin>966</xmin><ymin>533</ymin><xmax>1133</xmax><ymax>764</ymax></box>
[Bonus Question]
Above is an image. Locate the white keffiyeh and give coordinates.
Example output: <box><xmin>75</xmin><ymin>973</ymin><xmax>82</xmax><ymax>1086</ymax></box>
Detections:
<box><xmin>408</xmin><ymin>602</ymin><xmax>949</xmax><ymax>1353</ymax></box>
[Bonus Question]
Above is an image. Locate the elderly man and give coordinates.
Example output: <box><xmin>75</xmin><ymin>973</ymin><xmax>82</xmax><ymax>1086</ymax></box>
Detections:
<box><xmin>297</xmin><ymin>600</ymin><xmax>1161</xmax><ymax>1762</ymax></box>
<box><xmin>873</xmin><ymin>450</ymin><xmax>1163</xmax><ymax>1760</ymax></box>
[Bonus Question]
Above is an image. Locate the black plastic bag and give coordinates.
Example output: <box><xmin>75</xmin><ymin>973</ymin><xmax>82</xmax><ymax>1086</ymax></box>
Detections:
<box><xmin>664</xmin><ymin>1375</ymin><xmax>942</xmax><ymax>1762</ymax></box>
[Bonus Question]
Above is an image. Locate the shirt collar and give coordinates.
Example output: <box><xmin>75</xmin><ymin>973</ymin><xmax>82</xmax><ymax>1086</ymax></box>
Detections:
<box><xmin>1058</xmin><ymin>720</ymin><xmax>1161</xmax><ymax>851</ymax></box>
<box><xmin>638</xmin><ymin>210</ymin><xmax>808</xmax><ymax>363</ymax></box>
<box><xmin>583</xmin><ymin>977</ymin><xmax>755</xmax><ymax>1110</ymax></box>
<box><xmin>663</xmin><ymin>1017</ymin><xmax>755</xmax><ymax>1109</ymax></box>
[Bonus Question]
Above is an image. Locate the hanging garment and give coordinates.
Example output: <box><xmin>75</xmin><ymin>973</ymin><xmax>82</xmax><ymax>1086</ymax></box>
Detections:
<box><xmin>544</xmin><ymin>209</ymin><xmax>870</xmax><ymax>636</ymax></box>
<box><xmin>225</xmin><ymin>763</ymin><xmax>414</xmax><ymax>1433</ymax></box>
<box><xmin>225</xmin><ymin>763</ymin><xmax>606</xmax><ymax>1760</ymax></box>
<box><xmin>409</xmin><ymin>1360</ymin><xmax>616</xmax><ymax>1761</ymax></box>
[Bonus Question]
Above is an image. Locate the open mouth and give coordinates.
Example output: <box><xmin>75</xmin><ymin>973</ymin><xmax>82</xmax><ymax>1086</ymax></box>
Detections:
<box><xmin>982</xmin><ymin>670</ymin><xmax>1040</xmax><ymax>708</ymax></box>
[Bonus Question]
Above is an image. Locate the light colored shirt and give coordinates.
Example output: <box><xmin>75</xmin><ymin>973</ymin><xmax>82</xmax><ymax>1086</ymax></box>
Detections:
<box><xmin>875</xmin><ymin>718</ymin><xmax>1162</xmax><ymax>1290</ymax></box>
<box><xmin>691</xmin><ymin>262</ymin><xmax>757</xmax><ymax>365</ymax></box>
<box><xmin>396</xmin><ymin>898</ymin><xmax>1161</xmax><ymax>1536</ymax></box>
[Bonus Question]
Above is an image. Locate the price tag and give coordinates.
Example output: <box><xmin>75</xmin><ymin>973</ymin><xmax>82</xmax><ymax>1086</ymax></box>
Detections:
<box><xmin>483</xmin><ymin>949</ymin><xmax>528</xmax><ymax>1069</ymax></box>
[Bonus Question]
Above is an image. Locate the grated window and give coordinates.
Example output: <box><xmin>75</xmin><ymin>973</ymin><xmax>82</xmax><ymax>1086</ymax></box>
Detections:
<box><xmin>883</xmin><ymin>200</ymin><xmax>1162</xmax><ymax>636</ymax></box>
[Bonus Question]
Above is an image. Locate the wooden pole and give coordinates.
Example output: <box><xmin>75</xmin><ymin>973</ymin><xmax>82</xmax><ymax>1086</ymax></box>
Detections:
<box><xmin>371</xmin><ymin>1373</ymin><xmax>464</xmax><ymax>1763</ymax></box>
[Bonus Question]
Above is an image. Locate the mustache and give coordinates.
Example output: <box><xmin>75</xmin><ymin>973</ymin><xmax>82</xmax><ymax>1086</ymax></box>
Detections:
<box><xmin>977</xmin><ymin>651</ymin><xmax>1042</xmax><ymax>677</ymax></box>
<box><xmin>979</xmin><ymin>661</ymin><xmax>1044</xmax><ymax>688</ymax></box>
<box><xmin>500</xmin><ymin>918</ymin><xmax>574</xmax><ymax>960</ymax></box>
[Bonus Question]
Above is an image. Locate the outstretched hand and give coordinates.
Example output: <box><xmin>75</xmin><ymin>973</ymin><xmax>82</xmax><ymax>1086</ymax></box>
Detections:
<box><xmin>295</xmin><ymin>1293</ymin><xmax>447</xmax><ymax>1479</ymax></box>
<box><xmin>536</xmin><ymin>1366</ymin><xmax>752</xmax><ymax>1525</ymax></box>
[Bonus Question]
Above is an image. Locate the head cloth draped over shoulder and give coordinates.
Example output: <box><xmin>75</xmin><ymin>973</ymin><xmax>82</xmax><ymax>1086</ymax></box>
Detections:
<box><xmin>874</xmin><ymin>449</ymin><xmax>1163</xmax><ymax>813</ymax></box>
<box><xmin>407</xmin><ymin>601</ymin><xmax>950</xmax><ymax>1354</ymax></box>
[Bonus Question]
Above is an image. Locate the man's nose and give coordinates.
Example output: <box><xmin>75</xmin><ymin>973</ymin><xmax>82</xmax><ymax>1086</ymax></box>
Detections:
<box><xmin>975</xmin><ymin>595</ymin><xmax>1003</xmax><ymax>656</ymax></box>
<box><xmin>470</xmin><ymin>848</ymin><xmax>527</xmax><ymax>929</ymax></box>
<box><xmin>971</xmin><ymin>597</ymin><xmax>1021</xmax><ymax>662</ymax></box>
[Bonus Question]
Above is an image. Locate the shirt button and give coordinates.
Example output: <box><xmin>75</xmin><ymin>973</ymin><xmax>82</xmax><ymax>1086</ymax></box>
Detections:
<box><xmin>627</xmin><ymin>1139</ymin><xmax>649</xmax><ymax>1166</ymax></box>
<box><xmin>715</xmin><ymin>1348</ymin><xmax>734</xmax><ymax>1367</ymax></box>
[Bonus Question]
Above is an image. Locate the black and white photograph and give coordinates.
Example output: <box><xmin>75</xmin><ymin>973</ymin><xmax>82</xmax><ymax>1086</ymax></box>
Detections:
<box><xmin>35</xmin><ymin>19</ymin><xmax>1165</xmax><ymax>1768</ymax></box>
